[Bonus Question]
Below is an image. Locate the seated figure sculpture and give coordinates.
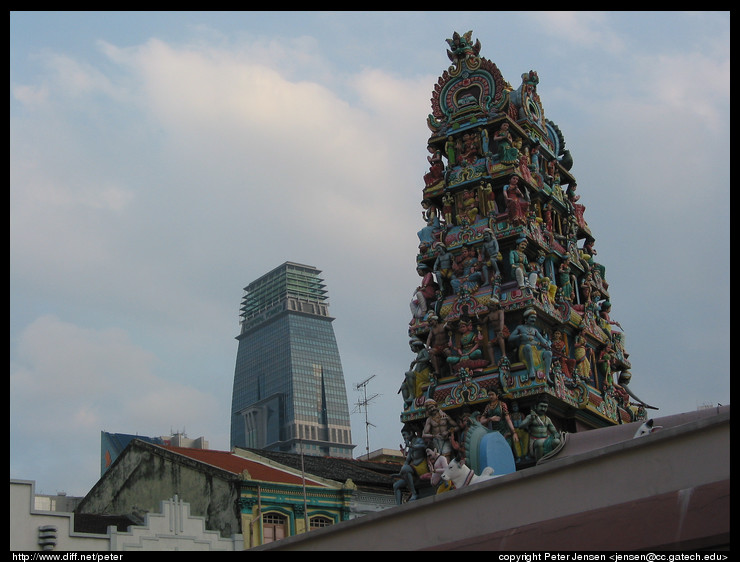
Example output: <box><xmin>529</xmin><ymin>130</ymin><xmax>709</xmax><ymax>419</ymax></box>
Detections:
<box><xmin>508</xmin><ymin>309</ymin><xmax>553</xmax><ymax>385</ymax></box>
<box><xmin>446</xmin><ymin>318</ymin><xmax>486</xmax><ymax>371</ymax></box>
<box><xmin>519</xmin><ymin>397</ymin><xmax>562</xmax><ymax>462</ymax></box>
<box><xmin>451</xmin><ymin>245</ymin><xmax>483</xmax><ymax>295</ymax></box>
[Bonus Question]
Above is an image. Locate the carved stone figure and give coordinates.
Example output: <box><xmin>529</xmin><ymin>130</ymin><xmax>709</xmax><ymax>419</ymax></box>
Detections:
<box><xmin>451</xmin><ymin>245</ymin><xmax>483</xmax><ymax>295</ymax></box>
<box><xmin>426</xmin><ymin>314</ymin><xmax>450</xmax><ymax>378</ymax></box>
<box><xmin>518</xmin><ymin>397</ymin><xmax>561</xmax><ymax>461</ymax></box>
<box><xmin>493</xmin><ymin>122</ymin><xmax>519</xmax><ymax>165</ymax></box>
<box><xmin>433</xmin><ymin>243</ymin><xmax>454</xmax><ymax>297</ymax></box>
<box><xmin>508</xmin><ymin>309</ymin><xmax>553</xmax><ymax>384</ymax></box>
<box><xmin>503</xmin><ymin>175</ymin><xmax>529</xmax><ymax>226</ymax></box>
<box><xmin>478</xmin><ymin>389</ymin><xmax>519</xmax><ymax>451</ymax></box>
<box><xmin>410</xmin><ymin>263</ymin><xmax>438</xmax><ymax>319</ymax></box>
<box><xmin>422</xmin><ymin>399</ymin><xmax>459</xmax><ymax>460</ymax></box>
<box><xmin>509</xmin><ymin>236</ymin><xmax>530</xmax><ymax>290</ymax></box>
<box><xmin>476</xmin><ymin>299</ymin><xmax>508</xmax><ymax>365</ymax></box>
<box><xmin>392</xmin><ymin>427</ymin><xmax>429</xmax><ymax>504</ymax></box>
<box><xmin>551</xmin><ymin>330</ymin><xmax>575</xmax><ymax>380</ymax></box>
<box><xmin>478</xmin><ymin>228</ymin><xmax>501</xmax><ymax>286</ymax></box>
<box><xmin>399</xmin><ymin>338</ymin><xmax>432</xmax><ymax>409</ymax></box>
<box><xmin>446</xmin><ymin>318</ymin><xmax>486</xmax><ymax>371</ymax></box>
<box><xmin>573</xmin><ymin>334</ymin><xmax>592</xmax><ymax>381</ymax></box>
<box><xmin>421</xmin><ymin>448</ymin><xmax>454</xmax><ymax>494</ymax></box>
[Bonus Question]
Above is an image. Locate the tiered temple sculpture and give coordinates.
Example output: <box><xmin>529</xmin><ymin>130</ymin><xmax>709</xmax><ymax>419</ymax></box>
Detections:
<box><xmin>397</xmin><ymin>31</ymin><xmax>655</xmax><ymax>499</ymax></box>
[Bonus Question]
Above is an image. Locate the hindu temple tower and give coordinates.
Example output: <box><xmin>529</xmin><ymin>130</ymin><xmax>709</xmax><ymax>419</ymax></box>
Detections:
<box><xmin>401</xmin><ymin>31</ymin><xmax>652</xmax><ymax>467</ymax></box>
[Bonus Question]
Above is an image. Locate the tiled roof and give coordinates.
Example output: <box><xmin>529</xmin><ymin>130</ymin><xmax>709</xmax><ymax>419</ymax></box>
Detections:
<box><xmin>240</xmin><ymin>449</ymin><xmax>399</xmax><ymax>492</ymax></box>
<box><xmin>155</xmin><ymin>445</ymin><xmax>327</xmax><ymax>487</ymax></box>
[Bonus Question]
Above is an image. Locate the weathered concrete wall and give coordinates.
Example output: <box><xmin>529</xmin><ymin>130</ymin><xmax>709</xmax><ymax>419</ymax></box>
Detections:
<box><xmin>76</xmin><ymin>441</ymin><xmax>240</xmax><ymax>538</ymax></box>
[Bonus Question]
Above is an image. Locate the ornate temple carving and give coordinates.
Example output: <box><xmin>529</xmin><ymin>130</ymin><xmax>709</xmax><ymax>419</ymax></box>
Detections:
<box><xmin>396</xmin><ymin>32</ymin><xmax>650</xmax><ymax>503</ymax></box>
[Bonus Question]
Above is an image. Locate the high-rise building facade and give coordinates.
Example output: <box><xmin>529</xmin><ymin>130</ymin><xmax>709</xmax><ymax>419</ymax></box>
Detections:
<box><xmin>230</xmin><ymin>262</ymin><xmax>354</xmax><ymax>459</ymax></box>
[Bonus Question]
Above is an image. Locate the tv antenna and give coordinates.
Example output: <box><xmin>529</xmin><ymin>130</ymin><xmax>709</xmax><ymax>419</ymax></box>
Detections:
<box><xmin>353</xmin><ymin>375</ymin><xmax>379</xmax><ymax>458</ymax></box>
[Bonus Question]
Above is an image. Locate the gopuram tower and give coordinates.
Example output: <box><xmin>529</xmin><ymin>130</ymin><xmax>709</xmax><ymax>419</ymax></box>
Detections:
<box><xmin>401</xmin><ymin>31</ymin><xmax>654</xmax><ymax>475</ymax></box>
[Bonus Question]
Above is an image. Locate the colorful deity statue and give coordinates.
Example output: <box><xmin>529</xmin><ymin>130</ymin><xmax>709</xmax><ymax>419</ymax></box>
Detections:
<box><xmin>551</xmin><ymin>329</ymin><xmax>575</xmax><ymax>380</ymax></box>
<box><xmin>417</xmin><ymin>199</ymin><xmax>441</xmax><ymax>252</ymax></box>
<box><xmin>478</xmin><ymin>388</ymin><xmax>520</xmax><ymax>452</ymax></box>
<box><xmin>410</xmin><ymin>263</ymin><xmax>438</xmax><ymax>319</ymax></box>
<box><xmin>557</xmin><ymin>255</ymin><xmax>576</xmax><ymax>302</ymax></box>
<box><xmin>598</xmin><ymin>300</ymin><xmax>623</xmax><ymax>338</ymax></box>
<box><xmin>459</xmin><ymin>188</ymin><xmax>480</xmax><ymax>224</ymax></box>
<box><xmin>392</xmin><ymin>426</ymin><xmax>429</xmax><ymax>504</ymax></box>
<box><xmin>422</xmin><ymin>399</ymin><xmax>459</xmax><ymax>461</ymax></box>
<box><xmin>493</xmin><ymin>122</ymin><xmax>520</xmax><ymax>165</ymax></box>
<box><xmin>529</xmin><ymin>142</ymin><xmax>544</xmax><ymax>186</ymax></box>
<box><xmin>446</xmin><ymin>318</ymin><xmax>486</xmax><ymax>370</ymax></box>
<box><xmin>421</xmin><ymin>447</ymin><xmax>454</xmax><ymax>494</ymax></box>
<box><xmin>424</xmin><ymin>145</ymin><xmax>445</xmax><ymax>187</ymax></box>
<box><xmin>459</xmin><ymin>131</ymin><xmax>481</xmax><ymax>164</ymax></box>
<box><xmin>480</xmin><ymin>127</ymin><xmax>491</xmax><ymax>156</ymax></box>
<box><xmin>519</xmin><ymin>397</ymin><xmax>562</xmax><ymax>462</ymax></box>
<box><xmin>614</xmin><ymin>370</ymin><xmax>658</xmax><ymax>411</ymax></box>
<box><xmin>451</xmin><ymin>245</ymin><xmax>483</xmax><ymax>294</ymax></box>
<box><xmin>527</xmin><ymin>249</ymin><xmax>546</xmax><ymax>291</ymax></box>
<box><xmin>478</xmin><ymin>228</ymin><xmax>501</xmax><ymax>286</ymax></box>
<box><xmin>433</xmin><ymin>243</ymin><xmax>454</xmax><ymax>297</ymax></box>
<box><xmin>509</xmin><ymin>401</ymin><xmax>529</xmax><ymax>462</ymax></box>
<box><xmin>508</xmin><ymin>309</ymin><xmax>553</xmax><ymax>384</ymax></box>
<box><xmin>476</xmin><ymin>298</ymin><xmax>508</xmax><ymax>365</ymax></box>
<box><xmin>567</xmin><ymin>182</ymin><xmax>588</xmax><ymax>229</ymax></box>
<box><xmin>444</xmin><ymin>136</ymin><xmax>456</xmax><ymax>167</ymax></box>
<box><xmin>481</xmin><ymin>182</ymin><xmax>497</xmax><ymax>215</ymax></box>
<box><xmin>399</xmin><ymin>338</ymin><xmax>432</xmax><ymax>410</ymax></box>
<box><xmin>573</xmin><ymin>334</ymin><xmax>592</xmax><ymax>381</ymax></box>
<box><xmin>598</xmin><ymin>342</ymin><xmax>617</xmax><ymax>391</ymax></box>
<box><xmin>425</xmin><ymin>314</ymin><xmax>450</xmax><ymax>378</ymax></box>
<box><xmin>509</xmin><ymin>236</ymin><xmax>530</xmax><ymax>290</ymax></box>
<box><xmin>517</xmin><ymin>142</ymin><xmax>535</xmax><ymax>184</ymax></box>
<box><xmin>503</xmin><ymin>175</ymin><xmax>529</xmax><ymax>226</ymax></box>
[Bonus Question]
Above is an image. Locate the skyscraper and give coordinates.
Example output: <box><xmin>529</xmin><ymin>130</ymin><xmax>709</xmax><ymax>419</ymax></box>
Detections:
<box><xmin>230</xmin><ymin>262</ymin><xmax>355</xmax><ymax>459</ymax></box>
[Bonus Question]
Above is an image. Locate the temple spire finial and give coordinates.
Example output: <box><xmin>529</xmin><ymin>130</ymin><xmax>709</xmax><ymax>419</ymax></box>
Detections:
<box><xmin>445</xmin><ymin>30</ymin><xmax>481</xmax><ymax>67</ymax></box>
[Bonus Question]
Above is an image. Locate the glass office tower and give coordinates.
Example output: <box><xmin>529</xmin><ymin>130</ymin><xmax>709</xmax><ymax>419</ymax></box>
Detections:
<box><xmin>230</xmin><ymin>262</ymin><xmax>355</xmax><ymax>458</ymax></box>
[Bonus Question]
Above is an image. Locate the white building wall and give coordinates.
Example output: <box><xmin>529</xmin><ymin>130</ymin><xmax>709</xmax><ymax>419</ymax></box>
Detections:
<box><xmin>10</xmin><ymin>479</ymin><xmax>109</xmax><ymax>551</ymax></box>
<box><xmin>10</xmin><ymin>480</ymin><xmax>243</xmax><ymax>552</ymax></box>
<box><xmin>110</xmin><ymin>496</ymin><xmax>242</xmax><ymax>551</ymax></box>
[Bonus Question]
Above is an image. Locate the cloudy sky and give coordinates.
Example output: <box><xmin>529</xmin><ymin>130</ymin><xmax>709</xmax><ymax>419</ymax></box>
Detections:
<box><xmin>10</xmin><ymin>11</ymin><xmax>729</xmax><ymax>496</ymax></box>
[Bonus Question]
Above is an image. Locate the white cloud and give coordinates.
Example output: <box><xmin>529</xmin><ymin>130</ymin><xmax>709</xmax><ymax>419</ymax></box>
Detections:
<box><xmin>638</xmin><ymin>51</ymin><xmax>729</xmax><ymax>131</ymax></box>
<box><xmin>11</xmin><ymin>316</ymin><xmax>152</xmax><ymax>411</ymax></box>
<box><xmin>10</xmin><ymin>315</ymin><xmax>221</xmax><ymax>494</ymax></box>
<box><xmin>530</xmin><ymin>11</ymin><xmax>625</xmax><ymax>53</ymax></box>
<box><xmin>11</xmin><ymin>82</ymin><xmax>50</xmax><ymax>107</ymax></box>
<box><xmin>12</xmin><ymin>51</ymin><xmax>123</xmax><ymax>110</ymax></box>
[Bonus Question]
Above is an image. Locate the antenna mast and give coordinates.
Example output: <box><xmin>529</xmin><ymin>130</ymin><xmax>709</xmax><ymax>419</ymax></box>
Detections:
<box><xmin>353</xmin><ymin>375</ymin><xmax>379</xmax><ymax>458</ymax></box>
